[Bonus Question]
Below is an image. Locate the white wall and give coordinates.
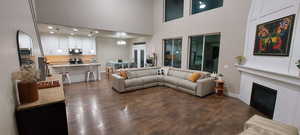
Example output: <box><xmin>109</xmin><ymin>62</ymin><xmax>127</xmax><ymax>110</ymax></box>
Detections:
<box><xmin>35</xmin><ymin>0</ymin><xmax>153</xmax><ymax>35</ymax></box>
<box><xmin>149</xmin><ymin>0</ymin><xmax>251</xmax><ymax>94</ymax></box>
<box><xmin>243</xmin><ymin>0</ymin><xmax>300</xmax><ymax>76</ymax></box>
<box><xmin>96</xmin><ymin>37</ymin><xmax>132</xmax><ymax>70</ymax></box>
<box><xmin>0</xmin><ymin>0</ymin><xmax>39</xmax><ymax>134</ymax></box>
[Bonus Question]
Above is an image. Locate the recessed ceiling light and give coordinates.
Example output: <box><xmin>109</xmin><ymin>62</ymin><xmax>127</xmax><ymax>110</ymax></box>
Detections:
<box><xmin>70</xmin><ymin>33</ymin><xmax>74</xmax><ymax>36</ymax></box>
<box><xmin>48</xmin><ymin>26</ymin><xmax>53</xmax><ymax>29</ymax></box>
<box><xmin>49</xmin><ymin>31</ymin><xmax>55</xmax><ymax>34</ymax></box>
<box><xmin>73</xmin><ymin>28</ymin><xmax>78</xmax><ymax>32</ymax></box>
<box><xmin>94</xmin><ymin>31</ymin><xmax>99</xmax><ymax>34</ymax></box>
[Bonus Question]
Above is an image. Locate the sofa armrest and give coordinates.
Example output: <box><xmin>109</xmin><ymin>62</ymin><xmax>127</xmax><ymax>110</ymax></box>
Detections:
<box><xmin>196</xmin><ymin>78</ymin><xmax>215</xmax><ymax>97</ymax></box>
<box><xmin>112</xmin><ymin>74</ymin><xmax>125</xmax><ymax>80</ymax></box>
<box><xmin>112</xmin><ymin>74</ymin><xmax>126</xmax><ymax>92</ymax></box>
<box><xmin>243</xmin><ymin>115</ymin><xmax>299</xmax><ymax>135</ymax></box>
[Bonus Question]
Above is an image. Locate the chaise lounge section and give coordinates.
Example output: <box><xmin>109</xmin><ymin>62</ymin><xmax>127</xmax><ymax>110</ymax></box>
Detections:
<box><xmin>112</xmin><ymin>67</ymin><xmax>215</xmax><ymax>97</ymax></box>
<box><xmin>240</xmin><ymin>115</ymin><xmax>299</xmax><ymax>135</ymax></box>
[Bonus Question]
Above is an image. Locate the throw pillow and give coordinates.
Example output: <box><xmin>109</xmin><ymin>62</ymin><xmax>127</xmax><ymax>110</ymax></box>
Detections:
<box><xmin>119</xmin><ymin>71</ymin><xmax>128</xmax><ymax>79</ymax></box>
<box><xmin>187</xmin><ymin>72</ymin><xmax>202</xmax><ymax>82</ymax></box>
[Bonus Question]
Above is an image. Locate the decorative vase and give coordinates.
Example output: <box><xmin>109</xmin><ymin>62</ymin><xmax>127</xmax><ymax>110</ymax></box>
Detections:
<box><xmin>237</xmin><ymin>60</ymin><xmax>242</xmax><ymax>65</ymax></box>
<box><xmin>17</xmin><ymin>82</ymin><xmax>39</xmax><ymax>104</ymax></box>
<box><xmin>218</xmin><ymin>76</ymin><xmax>223</xmax><ymax>81</ymax></box>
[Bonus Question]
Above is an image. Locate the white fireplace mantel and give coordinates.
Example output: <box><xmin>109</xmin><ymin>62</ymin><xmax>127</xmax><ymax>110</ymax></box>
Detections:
<box><xmin>237</xmin><ymin>64</ymin><xmax>300</xmax><ymax>130</ymax></box>
<box><xmin>236</xmin><ymin>65</ymin><xmax>300</xmax><ymax>88</ymax></box>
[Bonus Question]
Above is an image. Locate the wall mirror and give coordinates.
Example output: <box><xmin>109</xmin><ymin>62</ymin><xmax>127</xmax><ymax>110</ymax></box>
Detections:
<box><xmin>17</xmin><ymin>30</ymin><xmax>35</xmax><ymax>66</ymax></box>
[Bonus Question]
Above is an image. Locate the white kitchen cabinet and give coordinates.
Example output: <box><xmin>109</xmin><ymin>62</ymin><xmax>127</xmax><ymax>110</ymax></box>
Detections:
<box><xmin>82</xmin><ymin>37</ymin><xmax>96</xmax><ymax>55</ymax></box>
<box><xmin>41</xmin><ymin>34</ymin><xmax>96</xmax><ymax>56</ymax></box>
<box><xmin>81</xmin><ymin>38</ymin><xmax>90</xmax><ymax>55</ymax></box>
<box><xmin>90</xmin><ymin>37</ymin><xmax>96</xmax><ymax>55</ymax></box>
<box><xmin>57</xmin><ymin>36</ymin><xmax>69</xmax><ymax>55</ymax></box>
<box><xmin>68</xmin><ymin>36</ymin><xmax>83</xmax><ymax>49</ymax></box>
<box><xmin>41</xmin><ymin>35</ymin><xmax>59</xmax><ymax>55</ymax></box>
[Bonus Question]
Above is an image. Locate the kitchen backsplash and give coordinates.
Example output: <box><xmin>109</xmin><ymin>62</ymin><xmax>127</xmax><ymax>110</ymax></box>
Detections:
<box><xmin>46</xmin><ymin>55</ymin><xmax>96</xmax><ymax>65</ymax></box>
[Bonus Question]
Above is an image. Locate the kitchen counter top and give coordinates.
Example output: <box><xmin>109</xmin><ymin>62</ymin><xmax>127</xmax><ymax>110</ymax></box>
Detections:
<box><xmin>48</xmin><ymin>63</ymin><xmax>102</xmax><ymax>83</ymax></box>
<box><xmin>16</xmin><ymin>74</ymin><xmax>65</xmax><ymax>111</ymax></box>
<box><xmin>49</xmin><ymin>63</ymin><xmax>101</xmax><ymax>68</ymax></box>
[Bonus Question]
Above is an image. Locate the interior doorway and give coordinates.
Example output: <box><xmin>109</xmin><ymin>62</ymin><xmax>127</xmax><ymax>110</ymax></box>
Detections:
<box><xmin>132</xmin><ymin>45</ymin><xmax>146</xmax><ymax>68</ymax></box>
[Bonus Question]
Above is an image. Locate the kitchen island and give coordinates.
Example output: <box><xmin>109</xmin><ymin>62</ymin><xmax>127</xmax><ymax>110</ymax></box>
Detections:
<box><xmin>48</xmin><ymin>63</ymin><xmax>101</xmax><ymax>84</ymax></box>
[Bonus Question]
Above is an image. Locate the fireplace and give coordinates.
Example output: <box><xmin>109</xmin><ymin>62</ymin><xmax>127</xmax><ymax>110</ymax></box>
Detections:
<box><xmin>250</xmin><ymin>83</ymin><xmax>277</xmax><ymax>119</ymax></box>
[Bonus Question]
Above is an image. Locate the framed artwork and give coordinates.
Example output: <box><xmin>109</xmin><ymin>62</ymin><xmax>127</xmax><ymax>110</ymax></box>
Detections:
<box><xmin>254</xmin><ymin>14</ymin><xmax>295</xmax><ymax>56</ymax></box>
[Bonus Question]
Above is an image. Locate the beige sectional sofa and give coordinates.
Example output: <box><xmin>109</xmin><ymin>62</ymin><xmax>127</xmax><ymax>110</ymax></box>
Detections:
<box><xmin>112</xmin><ymin>67</ymin><xmax>215</xmax><ymax>97</ymax></box>
<box><xmin>240</xmin><ymin>115</ymin><xmax>299</xmax><ymax>135</ymax></box>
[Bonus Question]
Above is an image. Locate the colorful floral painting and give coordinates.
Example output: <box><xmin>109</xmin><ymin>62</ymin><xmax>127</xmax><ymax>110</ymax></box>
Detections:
<box><xmin>254</xmin><ymin>14</ymin><xmax>295</xmax><ymax>56</ymax></box>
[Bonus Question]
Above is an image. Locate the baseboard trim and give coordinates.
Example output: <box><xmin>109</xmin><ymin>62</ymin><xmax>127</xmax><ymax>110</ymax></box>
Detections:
<box><xmin>225</xmin><ymin>92</ymin><xmax>240</xmax><ymax>98</ymax></box>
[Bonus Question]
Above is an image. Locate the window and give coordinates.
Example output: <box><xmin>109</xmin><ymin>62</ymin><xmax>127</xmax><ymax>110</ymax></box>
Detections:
<box><xmin>164</xmin><ymin>38</ymin><xmax>182</xmax><ymax>68</ymax></box>
<box><xmin>191</xmin><ymin>0</ymin><xmax>223</xmax><ymax>15</ymax></box>
<box><xmin>189</xmin><ymin>34</ymin><xmax>220</xmax><ymax>72</ymax></box>
<box><xmin>164</xmin><ymin>0</ymin><xmax>184</xmax><ymax>22</ymax></box>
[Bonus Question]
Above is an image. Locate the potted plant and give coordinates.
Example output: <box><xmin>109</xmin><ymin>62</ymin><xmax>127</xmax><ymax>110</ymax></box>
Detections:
<box><xmin>296</xmin><ymin>60</ymin><xmax>300</xmax><ymax>76</ymax></box>
<box><xmin>146</xmin><ymin>55</ymin><xmax>154</xmax><ymax>66</ymax></box>
<box><xmin>217</xmin><ymin>73</ymin><xmax>224</xmax><ymax>81</ymax></box>
<box><xmin>235</xmin><ymin>56</ymin><xmax>246</xmax><ymax>65</ymax></box>
<box><xmin>210</xmin><ymin>72</ymin><xmax>218</xmax><ymax>80</ymax></box>
<box><xmin>296</xmin><ymin>60</ymin><xmax>300</xmax><ymax>69</ymax></box>
<box><xmin>12</xmin><ymin>65</ymin><xmax>40</xmax><ymax>104</ymax></box>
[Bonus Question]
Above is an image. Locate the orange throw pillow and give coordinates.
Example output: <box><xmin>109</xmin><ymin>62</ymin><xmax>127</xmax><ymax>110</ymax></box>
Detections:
<box><xmin>187</xmin><ymin>72</ymin><xmax>202</xmax><ymax>82</ymax></box>
<box><xmin>119</xmin><ymin>71</ymin><xmax>128</xmax><ymax>79</ymax></box>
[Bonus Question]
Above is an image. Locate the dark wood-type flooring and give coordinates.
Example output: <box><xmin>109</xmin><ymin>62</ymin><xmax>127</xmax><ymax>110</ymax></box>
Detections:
<box><xmin>64</xmin><ymin>75</ymin><xmax>261</xmax><ymax>135</ymax></box>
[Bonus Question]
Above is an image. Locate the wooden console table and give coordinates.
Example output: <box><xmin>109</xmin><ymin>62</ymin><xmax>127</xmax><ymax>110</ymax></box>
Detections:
<box><xmin>16</xmin><ymin>75</ymin><xmax>68</xmax><ymax>135</ymax></box>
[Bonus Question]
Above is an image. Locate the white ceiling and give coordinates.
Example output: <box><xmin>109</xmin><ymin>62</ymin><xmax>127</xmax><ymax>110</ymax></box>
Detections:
<box><xmin>38</xmin><ymin>23</ymin><xmax>148</xmax><ymax>39</ymax></box>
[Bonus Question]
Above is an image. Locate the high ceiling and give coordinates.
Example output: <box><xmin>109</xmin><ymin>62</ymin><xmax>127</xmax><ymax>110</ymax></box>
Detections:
<box><xmin>38</xmin><ymin>23</ymin><xmax>148</xmax><ymax>39</ymax></box>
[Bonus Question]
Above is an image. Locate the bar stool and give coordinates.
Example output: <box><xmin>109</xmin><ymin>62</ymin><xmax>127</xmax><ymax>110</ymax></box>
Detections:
<box><xmin>60</xmin><ymin>72</ymin><xmax>71</xmax><ymax>84</ymax></box>
<box><xmin>106</xmin><ymin>66</ymin><xmax>114</xmax><ymax>80</ymax></box>
<box><xmin>86</xmin><ymin>66</ymin><xmax>96</xmax><ymax>82</ymax></box>
<box><xmin>86</xmin><ymin>71</ymin><xmax>96</xmax><ymax>82</ymax></box>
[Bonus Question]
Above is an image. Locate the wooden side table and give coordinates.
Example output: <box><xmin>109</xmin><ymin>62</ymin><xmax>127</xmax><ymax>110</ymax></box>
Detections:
<box><xmin>214</xmin><ymin>80</ymin><xmax>225</xmax><ymax>96</ymax></box>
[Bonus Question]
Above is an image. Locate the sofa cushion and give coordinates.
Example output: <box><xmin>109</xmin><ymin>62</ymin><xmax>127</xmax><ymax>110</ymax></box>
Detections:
<box><xmin>127</xmin><ymin>71</ymin><xmax>138</xmax><ymax>79</ymax></box>
<box><xmin>125</xmin><ymin>78</ymin><xmax>144</xmax><ymax>88</ymax></box>
<box><xmin>187</xmin><ymin>72</ymin><xmax>202</xmax><ymax>82</ymax></box>
<box><xmin>141</xmin><ymin>76</ymin><xmax>158</xmax><ymax>84</ymax></box>
<box><xmin>157</xmin><ymin>76</ymin><xmax>164</xmax><ymax>82</ymax></box>
<box><xmin>164</xmin><ymin>76</ymin><xmax>181</xmax><ymax>85</ymax></box>
<box><xmin>168</xmin><ymin>69</ymin><xmax>192</xmax><ymax>80</ymax></box>
<box><xmin>127</xmin><ymin>69</ymin><xmax>158</xmax><ymax>79</ymax></box>
<box><xmin>119</xmin><ymin>71</ymin><xmax>128</xmax><ymax>79</ymax></box>
<box><xmin>178</xmin><ymin>79</ymin><xmax>197</xmax><ymax>90</ymax></box>
<box><xmin>244</xmin><ymin>115</ymin><xmax>299</xmax><ymax>135</ymax></box>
